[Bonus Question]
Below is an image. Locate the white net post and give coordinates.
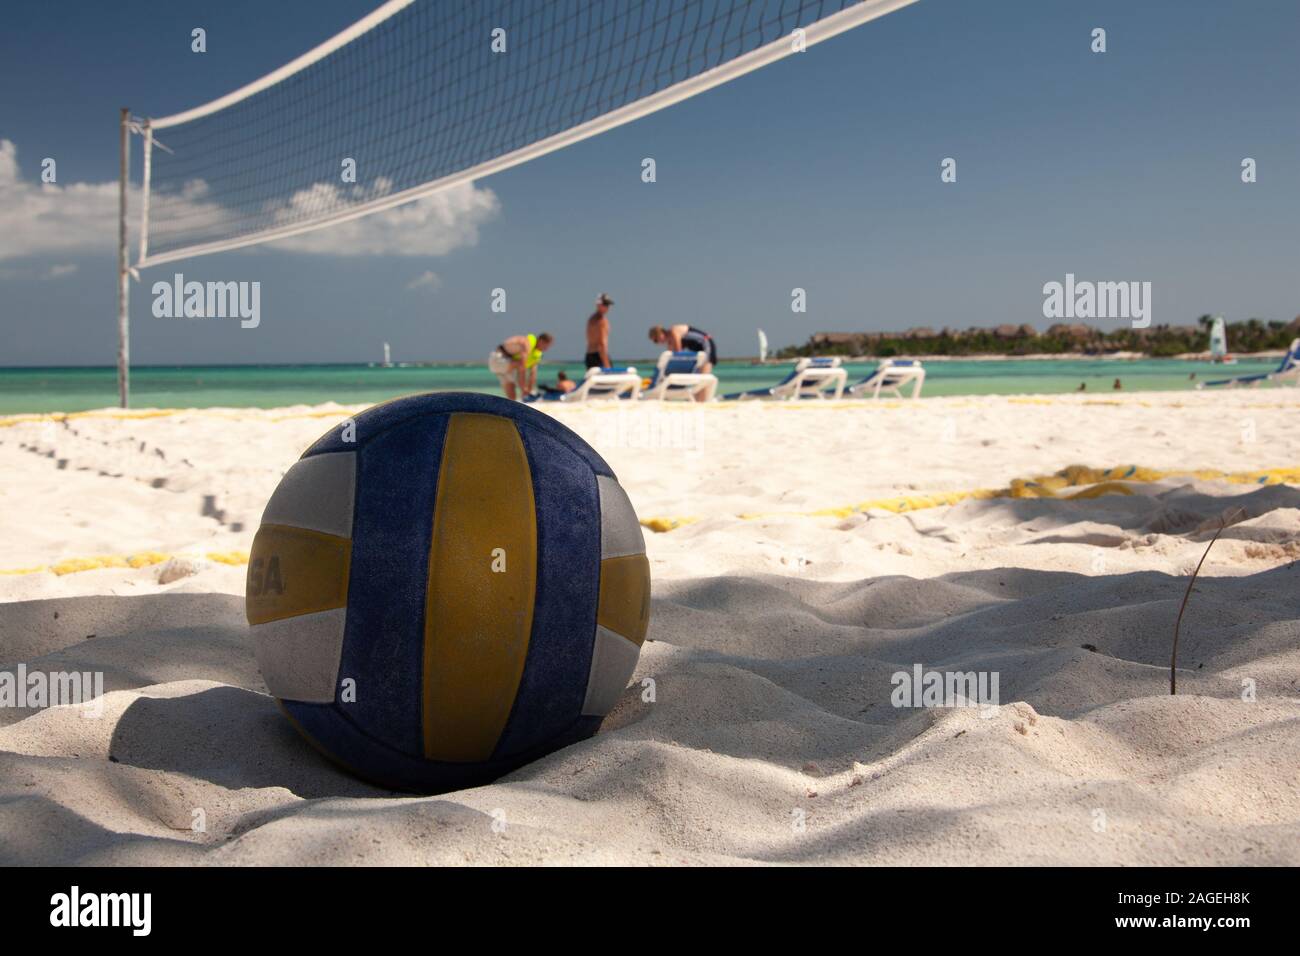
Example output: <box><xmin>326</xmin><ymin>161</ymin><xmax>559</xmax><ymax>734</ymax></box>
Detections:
<box><xmin>138</xmin><ymin>119</ymin><xmax>153</xmax><ymax>267</ymax></box>
<box><xmin>117</xmin><ymin>106</ymin><xmax>130</xmax><ymax>409</ymax></box>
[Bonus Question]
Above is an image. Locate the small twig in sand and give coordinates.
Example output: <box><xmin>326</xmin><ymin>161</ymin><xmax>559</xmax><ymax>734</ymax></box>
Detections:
<box><xmin>1170</xmin><ymin>510</ymin><xmax>1240</xmax><ymax>695</ymax></box>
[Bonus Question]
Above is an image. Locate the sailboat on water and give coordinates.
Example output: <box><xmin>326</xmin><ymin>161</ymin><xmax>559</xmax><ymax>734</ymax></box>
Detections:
<box><xmin>1208</xmin><ymin>316</ymin><xmax>1236</xmax><ymax>365</ymax></box>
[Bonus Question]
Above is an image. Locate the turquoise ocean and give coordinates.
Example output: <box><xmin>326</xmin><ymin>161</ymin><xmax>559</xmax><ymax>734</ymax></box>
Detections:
<box><xmin>0</xmin><ymin>357</ymin><xmax>1286</xmax><ymax>415</ymax></box>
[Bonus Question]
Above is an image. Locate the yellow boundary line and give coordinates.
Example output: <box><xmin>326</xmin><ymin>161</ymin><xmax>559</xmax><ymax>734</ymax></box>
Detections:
<box><xmin>0</xmin><ymin>408</ymin><xmax>353</xmax><ymax>429</ymax></box>
<box><xmin>4</xmin><ymin>393</ymin><xmax>1298</xmax><ymax>431</ymax></box>
<box><xmin>0</xmin><ymin>551</ymin><xmax>249</xmax><ymax>577</ymax></box>
<box><xmin>6</xmin><ymin>464</ymin><xmax>1300</xmax><ymax>569</ymax></box>
<box><xmin>640</xmin><ymin>464</ymin><xmax>1300</xmax><ymax>532</ymax></box>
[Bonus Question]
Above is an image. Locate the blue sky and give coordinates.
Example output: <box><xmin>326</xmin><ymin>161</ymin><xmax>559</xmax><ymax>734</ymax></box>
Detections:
<box><xmin>1</xmin><ymin>0</ymin><xmax>1297</xmax><ymax>366</ymax></box>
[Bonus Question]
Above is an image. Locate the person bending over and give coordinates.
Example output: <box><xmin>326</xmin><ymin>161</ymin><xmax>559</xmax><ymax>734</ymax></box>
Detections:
<box><xmin>649</xmin><ymin>323</ymin><xmax>718</xmax><ymax>372</ymax></box>
<box><xmin>489</xmin><ymin>332</ymin><xmax>552</xmax><ymax>400</ymax></box>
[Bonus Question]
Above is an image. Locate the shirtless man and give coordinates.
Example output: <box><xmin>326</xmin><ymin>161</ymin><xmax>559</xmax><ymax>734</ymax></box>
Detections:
<box><xmin>488</xmin><ymin>332</ymin><xmax>553</xmax><ymax>400</ymax></box>
<box><xmin>585</xmin><ymin>294</ymin><xmax>614</xmax><ymax>368</ymax></box>
<box><xmin>649</xmin><ymin>323</ymin><xmax>718</xmax><ymax>372</ymax></box>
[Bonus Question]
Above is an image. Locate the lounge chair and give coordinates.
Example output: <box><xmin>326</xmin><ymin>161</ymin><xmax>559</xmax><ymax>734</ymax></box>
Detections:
<box><xmin>528</xmin><ymin>365</ymin><xmax>641</xmax><ymax>402</ymax></box>
<box><xmin>846</xmin><ymin>358</ymin><xmax>925</xmax><ymax>399</ymax></box>
<box><xmin>641</xmin><ymin>350</ymin><xmax>718</xmax><ymax>401</ymax></box>
<box><xmin>723</xmin><ymin>356</ymin><xmax>847</xmax><ymax>400</ymax></box>
<box><xmin>1198</xmin><ymin>338</ymin><xmax>1300</xmax><ymax>389</ymax></box>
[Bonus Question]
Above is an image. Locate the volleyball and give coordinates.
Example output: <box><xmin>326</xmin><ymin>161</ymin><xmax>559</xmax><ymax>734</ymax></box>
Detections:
<box><xmin>246</xmin><ymin>392</ymin><xmax>650</xmax><ymax>791</ymax></box>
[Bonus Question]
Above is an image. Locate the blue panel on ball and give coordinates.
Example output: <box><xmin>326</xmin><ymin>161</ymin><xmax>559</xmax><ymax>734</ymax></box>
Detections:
<box><xmin>491</xmin><ymin>427</ymin><xmax>602</xmax><ymax>759</ymax></box>
<box><xmin>335</xmin><ymin>412</ymin><xmax>448</xmax><ymax>755</ymax></box>
<box><xmin>302</xmin><ymin>392</ymin><xmax>615</xmax><ymax>480</ymax></box>
<box><xmin>282</xmin><ymin>699</ymin><xmax>603</xmax><ymax>792</ymax></box>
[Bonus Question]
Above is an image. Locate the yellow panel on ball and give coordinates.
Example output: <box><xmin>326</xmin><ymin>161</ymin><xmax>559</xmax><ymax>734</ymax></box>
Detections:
<box><xmin>422</xmin><ymin>413</ymin><xmax>538</xmax><ymax>762</ymax></box>
<box><xmin>246</xmin><ymin>524</ymin><xmax>352</xmax><ymax>625</ymax></box>
<box><xmin>596</xmin><ymin>553</ymin><xmax>651</xmax><ymax>647</ymax></box>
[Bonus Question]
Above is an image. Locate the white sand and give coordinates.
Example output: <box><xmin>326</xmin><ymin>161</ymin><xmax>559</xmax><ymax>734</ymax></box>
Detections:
<box><xmin>1</xmin><ymin>391</ymin><xmax>1298</xmax><ymax>865</ymax></box>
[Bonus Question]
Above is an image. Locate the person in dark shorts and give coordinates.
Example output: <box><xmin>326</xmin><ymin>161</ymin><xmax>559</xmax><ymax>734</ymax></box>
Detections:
<box><xmin>585</xmin><ymin>293</ymin><xmax>614</xmax><ymax>368</ymax></box>
<box><xmin>649</xmin><ymin>324</ymin><xmax>718</xmax><ymax>372</ymax></box>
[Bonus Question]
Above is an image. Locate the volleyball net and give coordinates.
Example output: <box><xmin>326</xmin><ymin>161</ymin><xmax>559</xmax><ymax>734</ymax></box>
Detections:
<box><xmin>133</xmin><ymin>0</ymin><xmax>917</xmax><ymax>268</ymax></box>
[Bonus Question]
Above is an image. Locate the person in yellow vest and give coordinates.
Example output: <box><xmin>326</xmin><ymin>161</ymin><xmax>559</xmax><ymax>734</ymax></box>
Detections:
<box><xmin>489</xmin><ymin>332</ymin><xmax>553</xmax><ymax>400</ymax></box>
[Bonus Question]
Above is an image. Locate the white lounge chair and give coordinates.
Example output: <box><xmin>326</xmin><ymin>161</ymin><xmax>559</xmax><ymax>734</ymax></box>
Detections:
<box><xmin>724</xmin><ymin>356</ymin><xmax>846</xmax><ymax>400</ymax></box>
<box><xmin>529</xmin><ymin>365</ymin><xmax>641</xmax><ymax>402</ymax></box>
<box><xmin>846</xmin><ymin>358</ymin><xmax>925</xmax><ymax>399</ymax></box>
<box><xmin>641</xmin><ymin>350</ymin><xmax>718</xmax><ymax>401</ymax></box>
<box><xmin>1198</xmin><ymin>338</ymin><xmax>1300</xmax><ymax>389</ymax></box>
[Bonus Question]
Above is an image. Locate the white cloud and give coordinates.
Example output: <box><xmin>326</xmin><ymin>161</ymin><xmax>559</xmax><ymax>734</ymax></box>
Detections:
<box><xmin>0</xmin><ymin>139</ymin><xmax>125</xmax><ymax>261</ymax></box>
<box><xmin>0</xmin><ymin>262</ymin><xmax>81</xmax><ymax>280</ymax></box>
<box><xmin>406</xmin><ymin>270</ymin><xmax>442</xmax><ymax>291</ymax></box>
<box><xmin>268</xmin><ymin>178</ymin><xmax>500</xmax><ymax>256</ymax></box>
<box><xmin>0</xmin><ymin>139</ymin><xmax>500</xmax><ymax>264</ymax></box>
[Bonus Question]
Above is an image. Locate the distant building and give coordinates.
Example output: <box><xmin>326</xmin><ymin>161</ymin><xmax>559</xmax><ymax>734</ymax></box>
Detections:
<box><xmin>1046</xmin><ymin>323</ymin><xmax>1094</xmax><ymax>341</ymax></box>
<box><xmin>810</xmin><ymin>332</ymin><xmax>862</xmax><ymax>348</ymax></box>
